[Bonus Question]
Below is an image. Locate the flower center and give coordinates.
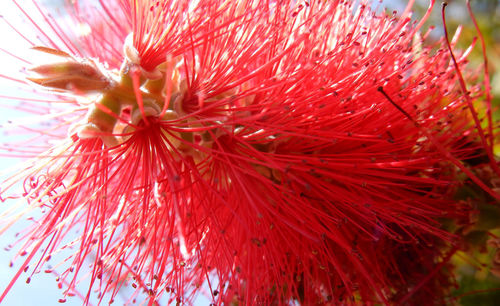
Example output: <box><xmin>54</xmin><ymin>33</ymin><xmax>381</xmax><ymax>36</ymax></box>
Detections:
<box><xmin>28</xmin><ymin>37</ymin><xmax>198</xmax><ymax>149</ymax></box>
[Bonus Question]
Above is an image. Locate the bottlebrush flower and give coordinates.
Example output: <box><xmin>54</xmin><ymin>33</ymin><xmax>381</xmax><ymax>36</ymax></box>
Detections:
<box><xmin>0</xmin><ymin>0</ymin><xmax>498</xmax><ymax>305</ymax></box>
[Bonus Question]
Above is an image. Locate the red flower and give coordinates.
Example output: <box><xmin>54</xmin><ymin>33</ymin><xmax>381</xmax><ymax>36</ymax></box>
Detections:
<box><xmin>0</xmin><ymin>0</ymin><xmax>497</xmax><ymax>305</ymax></box>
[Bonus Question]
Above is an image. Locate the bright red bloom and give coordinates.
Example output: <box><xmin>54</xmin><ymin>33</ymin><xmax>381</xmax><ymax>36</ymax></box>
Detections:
<box><xmin>0</xmin><ymin>0</ymin><xmax>498</xmax><ymax>305</ymax></box>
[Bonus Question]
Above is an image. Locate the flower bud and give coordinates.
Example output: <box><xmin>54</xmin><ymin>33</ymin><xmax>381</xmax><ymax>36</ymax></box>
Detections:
<box><xmin>28</xmin><ymin>59</ymin><xmax>110</xmax><ymax>92</ymax></box>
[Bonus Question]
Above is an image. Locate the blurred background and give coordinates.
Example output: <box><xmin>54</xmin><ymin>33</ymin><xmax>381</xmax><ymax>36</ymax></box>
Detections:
<box><xmin>0</xmin><ymin>0</ymin><xmax>499</xmax><ymax>305</ymax></box>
